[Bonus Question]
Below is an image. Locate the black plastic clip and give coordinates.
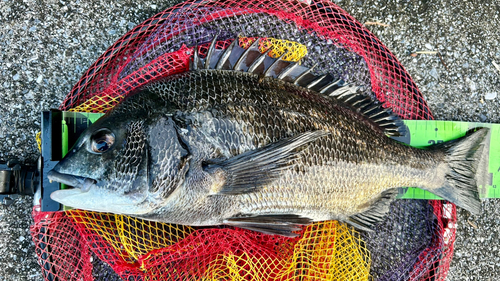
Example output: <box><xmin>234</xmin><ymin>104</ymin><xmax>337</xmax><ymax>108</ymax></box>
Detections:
<box><xmin>0</xmin><ymin>158</ymin><xmax>40</xmax><ymax>205</ymax></box>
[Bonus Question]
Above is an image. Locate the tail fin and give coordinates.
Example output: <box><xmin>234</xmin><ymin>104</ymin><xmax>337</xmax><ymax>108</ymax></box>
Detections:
<box><xmin>430</xmin><ymin>128</ymin><xmax>489</xmax><ymax>214</ymax></box>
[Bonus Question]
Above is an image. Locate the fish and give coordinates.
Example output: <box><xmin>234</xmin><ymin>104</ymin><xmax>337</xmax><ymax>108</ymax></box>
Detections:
<box><xmin>48</xmin><ymin>36</ymin><xmax>488</xmax><ymax>237</ymax></box>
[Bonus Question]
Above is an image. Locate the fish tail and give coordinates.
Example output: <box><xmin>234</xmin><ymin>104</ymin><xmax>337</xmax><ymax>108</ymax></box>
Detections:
<box><xmin>429</xmin><ymin>127</ymin><xmax>489</xmax><ymax>214</ymax></box>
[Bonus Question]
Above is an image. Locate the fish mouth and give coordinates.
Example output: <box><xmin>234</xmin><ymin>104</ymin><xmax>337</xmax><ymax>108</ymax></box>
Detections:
<box><xmin>47</xmin><ymin>170</ymin><xmax>97</xmax><ymax>192</ymax></box>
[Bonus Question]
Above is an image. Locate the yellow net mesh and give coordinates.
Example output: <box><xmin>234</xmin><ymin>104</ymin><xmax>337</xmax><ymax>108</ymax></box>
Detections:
<box><xmin>239</xmin><ymin>37</ymin><xmax>308</xmax><ymax>62</ymax></box>
<box><xmin>116</xmin><ymin>215</ymin><xmax>195</xmax><ymax>260</ymax></box>
<box><xmin>204</xmin><ymin>222</ymin><xmax>370</xmax><ymax>281</ymax></box>
<box><xmin>67</xmin><ymin>210</ymin><xmax>195</xmax><ymax>263</ymax></box>
<box><xmin>69</xmin><ymin>93</ymin><xmax>124</xmax><ymax>114</ymax></box>
<box><xmin>68</xmin><ymin>210</ymin><xmax>137</xmax><ymax>264</ymax></box>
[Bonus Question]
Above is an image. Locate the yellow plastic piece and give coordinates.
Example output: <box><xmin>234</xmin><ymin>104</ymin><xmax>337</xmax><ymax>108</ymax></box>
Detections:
<box><xmin>239</xmin><ymin>37</ymin><xmax>307</xmax><ymax>62</ymax></box>
<box><xmin>36</xmin><ymin>131</ymin><xmax>42</xmax><ymax>152</ymax></box>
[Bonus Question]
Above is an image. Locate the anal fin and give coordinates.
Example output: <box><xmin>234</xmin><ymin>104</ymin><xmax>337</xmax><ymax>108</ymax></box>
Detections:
<box><xmin>225</xmin><ymin>214</ymin><xmax>312</xmax><ymax>237</ymax></box>
<box><xmin>346</xmin><ymin>189</ymin><xmax>398</xmax><ymax>232</ymax></box>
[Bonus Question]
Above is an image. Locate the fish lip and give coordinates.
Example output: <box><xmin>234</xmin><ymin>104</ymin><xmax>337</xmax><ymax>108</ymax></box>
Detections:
<box><xmin>47</xmin><ymin>170</ymin><xmax>97</xmax><ymax>193</ymax></box>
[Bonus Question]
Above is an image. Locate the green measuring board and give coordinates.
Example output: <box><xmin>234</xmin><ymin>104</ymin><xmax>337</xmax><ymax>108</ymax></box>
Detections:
<box><xmin>59</xmin><ymin>113</ymin><xmax>500</xmax><ymax>199</ymax></box>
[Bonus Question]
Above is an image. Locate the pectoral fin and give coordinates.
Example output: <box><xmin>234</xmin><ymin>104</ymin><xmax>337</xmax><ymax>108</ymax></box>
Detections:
<box><xmin>204</xmin><ymin>131</ymin><xmax>329</xmax><ymax>195</ymax></box>
<box><xmin>224</xmin><ymin>214</ymin><xmax>312</xmax><ymax>237</ymax></box>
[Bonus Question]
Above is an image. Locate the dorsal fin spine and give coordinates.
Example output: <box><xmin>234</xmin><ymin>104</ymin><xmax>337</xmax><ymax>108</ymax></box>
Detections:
<box><xmin>342</xmin><ymin>95</ymin><xmax>358</xmax><ymax>103</ymax></box>
<box><xmin>216</xmin><ymin>37</ymin><xmax>239</xmax><ymax>69</ymax></box>
<box><xmin>368</xmin><ymin>110</ymin><xmax>388</xmax><ymax>119</ymax></box>
<box><xmin>191</xmin><ymin>47</ymin><xmax>199</xmax><ymax>71</ymax></box>
<box><xmin>277</xmin><ymin>61</ymin><xmax>301</xmax><ymax>80</ymax></box>
<box><xmin>233</xmin><ymin>39</ymin><xmax>260</xmax><ymax>70</ymax></box>
<box><xmin>373</xmin><ymin>115</ymin><xmax>396</xmax><ymax>123</ymax></box>
<box><xmin>319</xmin><ymin>78</ymin><xmax>341</xmax><ymax>93</ymax></box>
<box><xmin>204</xmin><ymin>33</ymin><xmax>220</xmax><ymax>69</ymax></box>
<box><xmin>329</xmin><ymin>86</ymin><xmax>351</xmax><ymax>97</ymax></box>
<box><xmin>351</xmin><ymin>98</ymin><xmax>369</xmax><ymax>107</ymax></box>
<box><xmin>293</xmin><ymin>64</ymin><xmax>317</xmax><ymax>85</ymax></box>
<box><xmin>330</xmin><ymin>85</ymin><xmax>406</xmax><ymax>136</ymax></box>
<box><xmin>248</xmin><ymin>51</ymin><xmax>268</xmax><ymax>73</ymax></box>
<box><xmin>264</xmin><ymin>51</ymin><xmax>289</xmax><ymax>77</ymax></box>
<box><xmin>362</xmin><ymin>106</ymin><xmax>379</xmax><ymax>115</ymax></box>
<box><xmin>306</xmin><ymin>74</ymin><xmax>328</xmax><ymax>89</ymax></box>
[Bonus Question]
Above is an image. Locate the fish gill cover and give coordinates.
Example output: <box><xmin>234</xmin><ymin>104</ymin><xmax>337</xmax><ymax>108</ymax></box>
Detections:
<box><xmin>30</xmin><ymin>0</ymin><xmax>456</xmax><ymax>280</ymax></box>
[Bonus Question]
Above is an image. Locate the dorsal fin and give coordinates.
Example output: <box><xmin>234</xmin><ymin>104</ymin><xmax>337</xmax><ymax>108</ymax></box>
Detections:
<box><xmin>190</xmin><ymin>35</ymin><xmax>406</xmax><ymax>137</ymax></box>
<box><xmin>328</xmin><ymin>85</ymin><xmax>407</xmax><ymax>136</ymax></box>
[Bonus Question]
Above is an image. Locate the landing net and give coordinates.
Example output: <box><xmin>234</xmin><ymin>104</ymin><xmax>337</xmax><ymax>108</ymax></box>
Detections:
<box><xmin>31</xmin><ymin>1</ymin><xmax>455</xmax><ymax>280</ymax></box>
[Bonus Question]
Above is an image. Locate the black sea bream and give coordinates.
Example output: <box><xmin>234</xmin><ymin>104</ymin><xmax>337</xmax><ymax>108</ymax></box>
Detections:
<box><xmin>48</xmin><ymin>37</ymin><xmax>487</xmax><ymax>236</ymax></box>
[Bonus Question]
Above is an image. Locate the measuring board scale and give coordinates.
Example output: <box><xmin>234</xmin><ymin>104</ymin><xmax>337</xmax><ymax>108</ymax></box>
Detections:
<box><xmin>55</xmin><ymin>112</ymin><xmax>499</xmax><ymax>202</ymax></box>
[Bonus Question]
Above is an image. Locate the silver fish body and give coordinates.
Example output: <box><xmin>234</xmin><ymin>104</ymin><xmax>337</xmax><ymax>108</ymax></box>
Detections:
<box><xmin>49</xmin><ymin>43</ymin><xmax>487</xmax><ymax>236</ymax></box>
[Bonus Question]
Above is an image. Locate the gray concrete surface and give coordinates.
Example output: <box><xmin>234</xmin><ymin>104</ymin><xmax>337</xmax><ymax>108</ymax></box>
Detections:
<box><xmin>0</xmin><ymin>0</ymin><xmax>498</xmax><ymax>280</ymax></box>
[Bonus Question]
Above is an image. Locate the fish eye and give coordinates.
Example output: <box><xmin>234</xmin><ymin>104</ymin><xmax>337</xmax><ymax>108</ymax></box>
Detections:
<box><xmin>90</xmin><ymin>129</ymin><xmax>115</xmax><ymax>153</ymax></box>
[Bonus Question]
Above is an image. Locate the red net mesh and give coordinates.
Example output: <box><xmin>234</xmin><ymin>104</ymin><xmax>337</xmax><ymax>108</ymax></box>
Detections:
<box><xmin>59</xmin><ymin>0</ymin><xmax>432</xmax><ymax>120</ymax></box>
<box><xmin>31</xmin><ymin>0</ymin><xmax>458</xmax><ymax>280</ymax></box>
<box><xmin>31</xmin><ymin>206</ymin><xmax>92</xmax><ymax>280</ymax></box>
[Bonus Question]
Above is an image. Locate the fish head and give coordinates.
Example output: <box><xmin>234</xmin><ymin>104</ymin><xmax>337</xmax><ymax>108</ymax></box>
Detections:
<box><xmin>48</xmin><ymin>105</ymin><xmax>171</xmax><ymax>215</ymax></box>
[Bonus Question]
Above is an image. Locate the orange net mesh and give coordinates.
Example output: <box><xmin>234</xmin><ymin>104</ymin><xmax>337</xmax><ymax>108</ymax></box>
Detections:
<box><xmin>30</xmin><ymin>0</ymin><xmax>457</xmax><ymax>280</ymax></box>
